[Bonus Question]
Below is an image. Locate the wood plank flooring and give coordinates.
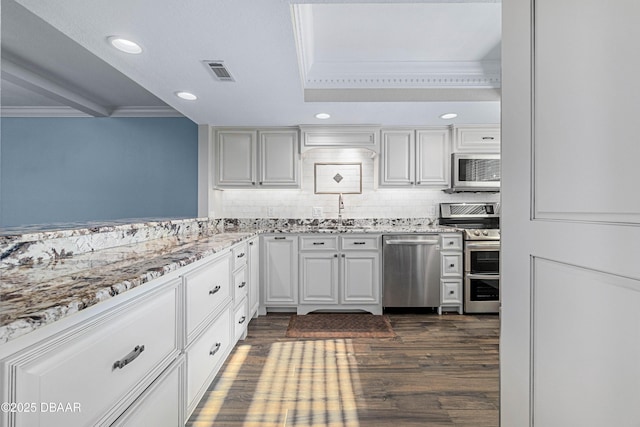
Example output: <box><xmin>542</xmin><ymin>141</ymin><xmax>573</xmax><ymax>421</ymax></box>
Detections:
<box><xmin>186</xmin><ymin>313</ymin><xmax>499</xmax><ymax>427</ymax></box>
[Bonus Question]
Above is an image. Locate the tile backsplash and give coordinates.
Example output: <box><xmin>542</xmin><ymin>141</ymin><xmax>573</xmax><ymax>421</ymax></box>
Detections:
<box><xmin>218</xmin><ymin>148</ymin><xmax>499</xmax><ymax>219</ymax></box>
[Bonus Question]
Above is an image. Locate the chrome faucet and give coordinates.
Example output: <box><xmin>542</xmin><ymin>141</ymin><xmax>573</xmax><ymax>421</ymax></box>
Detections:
<box><xmin>338</xmin><ymin>193</ymin><xmax>345</xmax><ymax>224</ymax></box>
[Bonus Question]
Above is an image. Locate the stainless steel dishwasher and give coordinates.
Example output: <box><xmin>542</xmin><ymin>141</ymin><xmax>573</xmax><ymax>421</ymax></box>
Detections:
<box><xmin>382</xmin><ymin>234</ymin><xmax>441</xmax><ymax>308</ymax></box>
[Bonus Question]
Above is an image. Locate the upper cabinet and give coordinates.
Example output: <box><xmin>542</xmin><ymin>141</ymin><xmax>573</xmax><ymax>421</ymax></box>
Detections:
<box><xmin>453</xmin><ymin>124</ymin><xmax>500</xmax><ymax>153</ymax></box>
<box><xmin>214</xmin><ymin>128</ymin><xmax>300</xmax><ymax>188</ymax></box>
<box><xmin>380</xmin><ymin>127</ymin><xmax>450</xmax><ymax>187</ymax></box>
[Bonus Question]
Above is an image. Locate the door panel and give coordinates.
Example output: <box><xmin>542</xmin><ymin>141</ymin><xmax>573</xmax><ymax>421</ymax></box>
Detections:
<box><xmin>502</xmin><ymin>1</ymin><xmax>640</xmax><ymax>426</ymax></box>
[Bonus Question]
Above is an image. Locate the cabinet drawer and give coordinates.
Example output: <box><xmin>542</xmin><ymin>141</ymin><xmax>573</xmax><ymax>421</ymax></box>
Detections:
<box><xmin>186</xmin><ymin>306</ymin><xmax>232</xmax><ymax>408</ymax></box>
<box><xmin>341</xmin><ymin>235</ymin><xmax>379</xmax><ymax>250</ymax></box>
<box><xmin>233</xmin><ymin>265</ymin><xmax>248</xmax><ymax>303</ymax></box>
<box><xmin>184</xmin><ymin>253</ymin><xmax>231</xmax><ymax>339</ymax></box>
<box><xmin>441</xmin><ymin>279</ymin><xmax>463</xmax><ymax>304</ymax></box>
<box><xmin>234</xmin><ymin>299</ymin><xmax>249</xmax><ymax>342</ymax></box>
<box><xmin>300</xmin><ymin>236</ymin><xmax>338</xmax><ymax>251</ymax></box>
<box><xmin>232</xmin><ymin>243</ymin><xmax>248</xmax><ymax>270</ymax></box>
<box><xmin>11</xmin><ymin>281</ymin><xmax>180</xmax><ymax>427</ymax></box>
<box><xmin>441</xmin><ymin>234</ymin><xmax>463</xmax><ymax>251</ymax></box>
<box><xmin>442</xmin><ymin>253</ymin><xmax>463</xmax><ymax>276</ymax></box>
<box><xmin>112</xmin><ymin>357</ymin><xmax>184</xmax><ymax>427</ymax></box>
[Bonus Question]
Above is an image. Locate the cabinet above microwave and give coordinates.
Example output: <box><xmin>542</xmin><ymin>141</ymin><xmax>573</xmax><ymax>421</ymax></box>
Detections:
<box><xmin>446</xmin><ymin>153</ymin><xmax>500</xmax><ymax>193</ymax></box>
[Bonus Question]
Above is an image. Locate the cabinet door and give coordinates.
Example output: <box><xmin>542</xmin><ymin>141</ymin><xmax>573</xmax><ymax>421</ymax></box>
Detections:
<box><xmin>453</xmin><ymin>125</ymin><xmax>500</xmax><ymax>153</ymax></box>
<box><xmin>248</xmin><ymin>237</ymin><xmax>260</xmax><ymax>317</ymax></box>
<box><xmin>380</xmin><ymin>129</ymin><xmax>415</xmax><ymax>186</ymax></box>
<box><xmin>300</xmin><ymin>252</ymin><xmax>339</xmax><ymax>304</ymax></box>
<box><xmin>416</xmin><ymin>128</ymin><xmax>450</xmax><ymax>187</ymax></box>
<box><xmin>216</xmin><ymin>130</ymin><xmax>256</xmax><ymax>186</ymax></box>
<box><xmin>341</xmin><ymin>252</ymin><xmax>380</xmax><ymax>304</ymax></box>
<box><xmin>262</xmin><ymin>236</ymin><xmax>298</xmax><ymax>305</ymax></box>
<box><xmin>258</xmin><ymin>130</ymin><xmax>299</xmax><ymax>187</ymax></box>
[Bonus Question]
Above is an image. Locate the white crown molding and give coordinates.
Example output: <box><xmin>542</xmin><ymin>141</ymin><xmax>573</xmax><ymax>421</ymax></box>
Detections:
<box><xmin>304</xmin><ymin>87</ymin><xmax>501</xmax><ymax>102</ymax></box>
<box><xmin>1</xmin><ymin>106</ymin><xmax>182</xmax><ymax>118</ymax></box>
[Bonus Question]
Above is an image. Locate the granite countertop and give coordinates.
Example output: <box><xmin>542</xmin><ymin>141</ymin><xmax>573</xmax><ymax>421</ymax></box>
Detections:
<box><xmin>0</xmin><ymin>230</ymin><xmax>255</xmax><ymax>344</ymax></box>
<box><xmin>0</xmin><ymin>222</ymin><xmax>460</xmax><ymax>344</ymax></box>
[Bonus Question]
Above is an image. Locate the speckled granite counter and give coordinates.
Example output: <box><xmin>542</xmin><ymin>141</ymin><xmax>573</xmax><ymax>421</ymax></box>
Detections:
<box><xmin>0</xmin><ymin>217</ymin><xmax>459</xmax><ymax>344</ymax></box>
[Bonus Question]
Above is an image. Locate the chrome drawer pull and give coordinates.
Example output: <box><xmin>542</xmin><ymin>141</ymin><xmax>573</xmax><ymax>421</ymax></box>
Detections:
<box><xmin>113</xmin><ymin>345</ymin><xmax>145</xmax><ymax>370</ymax></box>
<box><xmin>238</xmin><ymin>316</ymin><xmax>247</xmax><ymax>324</ymax></box>
<box><xmin>449</xmin><ymin>263</ymin><xmax>455</xmax><ymax>268</ymax></box>
<box><xmin>353</xmin><ymin>242</ymin><xmax>366</xmax><ymax>245</ymax></box>
<box><xmin>482</xmin><ymin>136</ymin><xmax>495</xmax><ymax>140</ymax></box>
<box><xmin>274</xmin><ymin>237</ymin><xmax>286</xmax><ymax>240</ymax></box>
<box><xmin>239</xmin><ymin>281</ymin><xmax>247</xmax><ymax>288</ymax></box>
<box><xmin>210</xmin><ymin>342</ymin><xmax>222</xmax><ymax>356</ymax></box>
<box><xmin>209</xmin><ymin>285</ymin><xmax>221</xmax><ymax>295</ymax></box>
<box><xmin>237</xmin><ymin>252</ymin><xmax>245</xmax><ymax>258</ymax></box>
<box><xmin>312</xmin><ymin>242</ymin><xmax>325</xmax><ymax>245</ymax></box>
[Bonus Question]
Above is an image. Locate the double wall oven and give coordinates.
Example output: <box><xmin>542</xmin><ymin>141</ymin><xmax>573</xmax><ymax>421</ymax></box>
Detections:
<box><xmin>439</xmin><ymin>202</ymin><xmax>500</xmax><ymax>313</ymax></box>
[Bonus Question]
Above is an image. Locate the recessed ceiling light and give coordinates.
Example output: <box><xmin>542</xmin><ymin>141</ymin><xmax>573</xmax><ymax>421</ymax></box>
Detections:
<box><xmin>315</xmin><ymin>113</ymin><xmax>331</xmax><ymax>119</ymax></box>
<box><xmin>108</xmin><ymin>36</ymin><xmax>143</xmax><ymax>54</ymax></box>
<box><xmin>175</xmin><ymin>91</ymin><xmax>198</xmax><ymax>101</ymax></box>
<box><xmin>439</xmin><ymin>113</ymin><xmax>458</xmax><ymax>120</ymax></box>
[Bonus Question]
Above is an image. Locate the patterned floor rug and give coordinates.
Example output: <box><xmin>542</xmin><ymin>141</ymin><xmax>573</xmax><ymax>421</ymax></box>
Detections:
<box><xmin>285</xmin><ymin>313</ymin><xmax>397</xmax><ymax>338</ymax></box>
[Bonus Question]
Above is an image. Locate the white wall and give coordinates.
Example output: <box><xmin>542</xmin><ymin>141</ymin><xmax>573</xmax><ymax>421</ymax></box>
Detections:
<box><xmin>218</xmin><ymin>148</ymin><xmax>498</xmax><ymax>219</ymax></box>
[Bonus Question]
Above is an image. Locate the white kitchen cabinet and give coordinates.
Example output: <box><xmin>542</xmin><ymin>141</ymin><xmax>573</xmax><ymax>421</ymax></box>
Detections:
<box><xmin>247</xmin><ymin>236</ymin><xmax>260</xmax><ymax>318</ymax></box>
<box><xmin>439</xmin><ymin>232</ymin><xmax>464</xmax><ymax>315</ymax></box>
<box><xmin>453</xmin><ymin>124</ymin><xmax>500</xmax><ymax>153</ymax></box>
<box><xmin>298</xmin><ymin>235</ymin><xmax>381</xmax><ymax>315</ymax></box>
<box><xmin>380</xmin><ymin>127</ymin><xmax>450</xmax><ymax>187</ymax></box>
<box><xmin>1</xmin><ymin>278</ymin><xmax>181</xmax><ymax>427</ymax></box>
<box><xmin>231</xmin><ymin>241</ymin><xmax>249</xmax><ymax>341</ymax></box>
<box><xmin>261</xmin><ymin>235</ymin><xmax>298</xmax><ymax>312</ymax></box>
<box><xmin>214</xmin><ymin>128</ymin><xmax>299</xmax><ymax>188</ymax></box>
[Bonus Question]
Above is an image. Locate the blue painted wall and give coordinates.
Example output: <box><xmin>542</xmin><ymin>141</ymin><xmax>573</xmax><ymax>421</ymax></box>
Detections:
<box><xmin>0</xmin><ymin>117</ymin><xmax>198</xmax><ymax>228</ymax></box>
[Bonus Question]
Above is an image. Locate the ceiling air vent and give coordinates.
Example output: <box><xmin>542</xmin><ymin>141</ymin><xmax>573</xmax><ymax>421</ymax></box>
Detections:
<box><xmin>203</xmin><ymin>60</ymin><xmax>235</xmax><ymax>82</ymax></box>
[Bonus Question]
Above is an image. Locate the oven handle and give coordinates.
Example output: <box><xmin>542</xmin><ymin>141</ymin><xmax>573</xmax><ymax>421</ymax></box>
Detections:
<box><xmin>466</xmin><ymin>273</ymin><xmax>500</xmax><ymax>280</ymax></box>
<box><xmin>465</xmin><ymin>243</ymin><xmax>500</xmax><ymax>250</ymax></box>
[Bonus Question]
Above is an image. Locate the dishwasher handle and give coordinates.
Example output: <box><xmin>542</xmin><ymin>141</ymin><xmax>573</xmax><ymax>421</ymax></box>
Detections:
<box><xmin>385</xmin><ymin>239</ymin><xmax>439</xmax><ymax>246</ymax></box>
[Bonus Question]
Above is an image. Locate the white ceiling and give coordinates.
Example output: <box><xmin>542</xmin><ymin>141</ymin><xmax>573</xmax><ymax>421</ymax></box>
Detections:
<box><xmin>1</xmin><ymin>0</ymin><xmax>501</xmax><ymax>126</ymax></box>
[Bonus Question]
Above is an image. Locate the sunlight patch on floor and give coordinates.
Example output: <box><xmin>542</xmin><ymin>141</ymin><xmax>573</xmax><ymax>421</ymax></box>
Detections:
<box><xmin>244</xmin><ymin>339</ymin><xmax>361</xmax><ymax>427</ymax></box>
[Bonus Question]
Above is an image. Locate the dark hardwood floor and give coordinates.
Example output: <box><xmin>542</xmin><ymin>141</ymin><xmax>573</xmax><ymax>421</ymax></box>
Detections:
<box><xmin>186</xmin><ymin>313</ymin><xmax>499</xmax><ymax>427</ymax></box>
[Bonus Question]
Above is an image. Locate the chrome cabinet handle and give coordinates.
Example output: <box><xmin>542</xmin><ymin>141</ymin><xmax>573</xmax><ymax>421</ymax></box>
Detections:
<box><xmin>239</xmin><ymin>281</ymin><xmax>247</xmax><ymax>288</ymax></box>
<box><xmin>482</xmin><ymin>136</ymin><xmax>495</xmax><ymax>140</ymax></box>
<box><xmin>274</xmin><ymin>237</ymin><xmax>286</xmax><ymax>240</ymax></box>
<box><xmin>237</xmin><ymin>252</ymin><xmax>245</xmax><ymax>258</ymax></box>
<box><xmin>312</xmin><ymin>242</ymin><xmax>325</xmax><ymax>245</ymax></box>
<box><xmin>113</xmin><ymin>345</ymin><xmax>145</xmax><ymax>370</ymax></box>
<box><xmin>210</xmin><ymin>342</ymin><xmax>222</xmax><ymax>356</ymax></box>
<box><xmin>449</xmin><ymin>263</ymin><xmax>455</xmax><ymax>268</ymax></box>
<box><xmin>353</xmin><ymin>242</ymin><xmax>366</xmax><ymax>245</ymax></box>
<box><xmin>238</xmin><ymin>316</ymin><xmax>246</xmax><ymax>324</ymax></box>
<box><xmin>209</xmin><ymin>285</ymin><xmax>221</xmax><ymax>295</ymax></box>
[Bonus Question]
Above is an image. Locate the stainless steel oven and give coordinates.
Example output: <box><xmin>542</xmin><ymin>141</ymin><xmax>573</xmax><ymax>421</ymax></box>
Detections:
<box><xmin>464</xmin><ymin>240</ymin><xmax>500</xmax><ymax>313</ymax></box>
<box><xmin>439</xmin><ymin>202</ymin><xmax>500</xmax><ymax>314</ymax></box>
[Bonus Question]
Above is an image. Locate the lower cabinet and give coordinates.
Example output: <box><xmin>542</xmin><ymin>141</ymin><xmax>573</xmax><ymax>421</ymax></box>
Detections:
<box><xmin>298</xmin><ymin>235</ymin><xmax>381</xmax><ymax>315</ymax></box>
<box><xmin>438</xmin><ymin>232</ymin><xmax>464</xmax><ymax>314</ymax></box>
<box><xmin>261</xmin><ymin>235</ymin><xmax>298</xmax><ymax>312</ymax></box>
<box><xmin>0</xmin><ymin>235</ymin><xmax>261</xmax><ymax>427</ymax></box>
<box><xmin>0</xmin><ymin>278</ymin><xmax>181</xmax><ymax>427</ymax></box>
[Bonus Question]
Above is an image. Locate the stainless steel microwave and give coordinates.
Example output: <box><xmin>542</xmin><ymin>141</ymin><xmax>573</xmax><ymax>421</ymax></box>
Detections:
<box><xmin>447</xmin><ymin>153</ymin><xmax>500</xmax><ymax>193</ymax></box>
